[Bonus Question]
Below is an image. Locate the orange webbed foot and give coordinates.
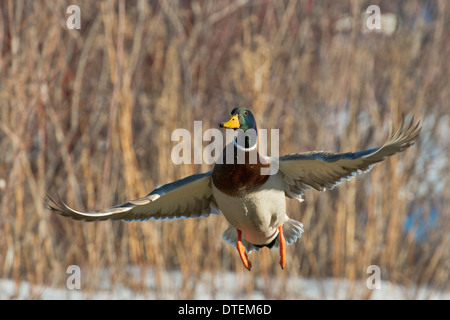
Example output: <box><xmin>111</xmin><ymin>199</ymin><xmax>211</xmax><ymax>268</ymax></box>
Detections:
<box><xmin>278</xmin><ymin>225</ymin><xmax>286</xmax><ymax>269</ymax></box>
<box><xmin>236</xmin><ymin>229</ymin><xmax>252</xmax><ymax>271</ymax></box>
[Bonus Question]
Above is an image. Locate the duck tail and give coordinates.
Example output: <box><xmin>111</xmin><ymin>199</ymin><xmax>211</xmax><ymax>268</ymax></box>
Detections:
<box><xmin>279</xmin><ymin>219</ymin><xmax>304</xmax><ymax>247</ymax></box>
<box><xmin>222</xmin><ymin>218</ymin><xmax>304</xmax><ymax>253</ymax></box>
<box><xmin>222</xmin><ymin>227</ymin><xmax>261</xmax><ymax>253</ymax></box>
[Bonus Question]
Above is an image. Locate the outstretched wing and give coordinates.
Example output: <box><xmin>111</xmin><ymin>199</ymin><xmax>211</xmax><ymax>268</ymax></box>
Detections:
<box><xmin>47</xmin><ymin>171</ymin><xmax>220</xmax><ymax>221</ymax></box>
<box><xmin>279</xmin><ymin>116</ymin><xmax>421</xmax><ymax>200</ymax></box>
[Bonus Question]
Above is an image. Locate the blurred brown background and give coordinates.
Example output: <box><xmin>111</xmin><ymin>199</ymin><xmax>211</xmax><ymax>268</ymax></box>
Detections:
<box><xmin>0</xmin><ymin>0</ymin><xmax>448</xmax><ymax>299</ymax></box>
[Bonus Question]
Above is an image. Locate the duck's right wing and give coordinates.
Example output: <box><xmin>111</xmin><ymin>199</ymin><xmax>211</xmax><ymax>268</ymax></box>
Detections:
<box><xmin>47</xmin><ymin>171</ymin><xmax>220</xmax><ymax>221</ymax></box>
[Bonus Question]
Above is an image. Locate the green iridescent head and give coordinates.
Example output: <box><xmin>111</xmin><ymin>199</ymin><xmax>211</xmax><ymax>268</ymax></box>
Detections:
<box><xmin>219</xmin><ymin>107</ymin><xmax>257</xmax><ymax>132</ymax></box>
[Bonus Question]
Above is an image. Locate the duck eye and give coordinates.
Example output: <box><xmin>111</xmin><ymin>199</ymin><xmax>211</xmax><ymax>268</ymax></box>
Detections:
<box><xmin>244</xmin><ymin>111</ymin><xmax>248</xmax><ymax>116</ymax></box>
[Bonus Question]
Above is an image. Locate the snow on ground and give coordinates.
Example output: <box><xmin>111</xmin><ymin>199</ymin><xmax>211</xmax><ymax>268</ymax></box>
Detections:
<box><xmin>1</xmin><ymin>269</ymin><xmax>448</xmax><ymax>300</ymax></box>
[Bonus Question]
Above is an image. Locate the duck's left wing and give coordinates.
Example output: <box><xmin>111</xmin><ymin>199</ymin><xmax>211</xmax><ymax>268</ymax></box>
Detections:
<box><xmin>278</xmin><ymin>117</ymin><xmax>421</xmax><ymax>200</ymax></box>
<box><xmin>47</xmin><ymin>171</ymin><xmax>220</xmax><ymax>221</ymax></box>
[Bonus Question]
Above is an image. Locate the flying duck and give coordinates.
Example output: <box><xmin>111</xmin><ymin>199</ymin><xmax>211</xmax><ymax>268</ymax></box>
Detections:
<box><xmin>47</xmin><ymin>107</ymin><xmax>421</xmax><ymax>270</ymax></box>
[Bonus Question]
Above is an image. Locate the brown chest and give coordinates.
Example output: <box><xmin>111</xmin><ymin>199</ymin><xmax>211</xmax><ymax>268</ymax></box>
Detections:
<box><xmin>212</xmin><ymin>148</ymin><xmax>270</xmax><ymax>197</ymax></box>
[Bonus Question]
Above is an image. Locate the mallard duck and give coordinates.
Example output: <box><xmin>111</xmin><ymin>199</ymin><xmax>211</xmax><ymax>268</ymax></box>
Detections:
<box><xmin>48</xmin><ymin>107</ymin><xmax>421</xmax><ymax>270</ymax></box>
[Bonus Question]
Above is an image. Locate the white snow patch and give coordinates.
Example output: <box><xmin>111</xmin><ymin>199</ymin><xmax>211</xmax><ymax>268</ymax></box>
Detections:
<box><xmin>1</xmin><ymin>269</ymin><xmax>448</xmax><ymax>300</ymax></box>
